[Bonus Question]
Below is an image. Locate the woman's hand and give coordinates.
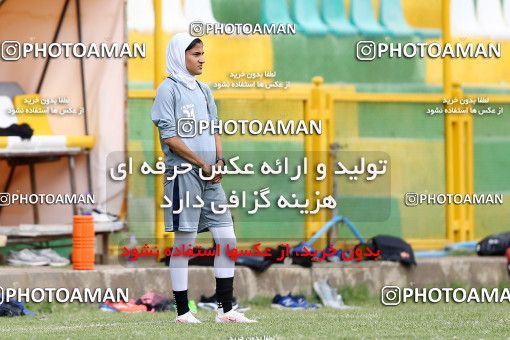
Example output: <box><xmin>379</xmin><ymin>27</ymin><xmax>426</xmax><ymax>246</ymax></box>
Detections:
<box><xmin>200</xmin><ymin>162</ymin><xmax>213</xmax><ymax>177</ymax></box>
<box><xmin>211</xmin><ymin>159</ymin><xmax>225</xmax><ymax>184</ymax></box>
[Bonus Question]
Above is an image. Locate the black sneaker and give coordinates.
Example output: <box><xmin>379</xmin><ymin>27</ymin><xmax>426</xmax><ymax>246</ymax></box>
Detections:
<box><xmin>197</xmin><ymin>294</ymin><xmax>248</xmax><ymax>312</ymax></box>
<box><xmin>197</xmin><ymin>294</ymin><xmax>218</xmax><ymax>311</ymax></box>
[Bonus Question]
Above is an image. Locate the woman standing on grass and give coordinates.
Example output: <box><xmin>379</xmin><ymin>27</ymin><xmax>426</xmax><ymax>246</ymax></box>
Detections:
<box><xmin>151</xmin><ymin>32</ymin><xmax>256</xmax><ymax>323</ymax></box>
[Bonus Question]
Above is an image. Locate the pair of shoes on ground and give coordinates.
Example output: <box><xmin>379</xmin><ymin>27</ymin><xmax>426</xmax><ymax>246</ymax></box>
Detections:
<box><xmin>8</xmin><ymin>248</ymin><xmax>70</xmax><ymax>267</ymax></box>
<box><xmin>197</xmin><ymin>293</ymin><xmax>250</xmax><ymax>313</ymax></box>
<box><xmin>271</xmin><ymin>293</ymin><xmax>320</xmax><ymax>310</ymax></box>
<box><xmin>176</xmin><ymin>308</ymin><xmax>257</xmax><ymax>323</ymax></box>
<box><xmin>313</xmin><ymin>278</ymin><xmax>355</xmax><ymax>310</ymax></box>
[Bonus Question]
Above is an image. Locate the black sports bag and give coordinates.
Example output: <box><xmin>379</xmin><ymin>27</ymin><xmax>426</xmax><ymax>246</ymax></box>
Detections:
<box><xmin>370</xmin><ymin>235</ymin><xmax>416</xmax><ymax>266</ymax></box>
<box><xmin>476</xmin><ymin>232</ymin><xmax>510</xmax><ymax>256</ymax></box>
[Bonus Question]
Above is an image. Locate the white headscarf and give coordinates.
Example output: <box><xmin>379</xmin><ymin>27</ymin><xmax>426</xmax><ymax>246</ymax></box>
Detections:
<box><xmin>166</xmin><ymin>32</ymin><xmax>199</xmax><ymax>90</ymax></box>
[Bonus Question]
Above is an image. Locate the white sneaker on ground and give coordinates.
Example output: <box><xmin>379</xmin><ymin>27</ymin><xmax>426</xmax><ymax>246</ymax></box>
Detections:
<box><xmin>175</xmin><ymin>311</ymin><xmax>201</xmax><ymax>323</ymax></box>
<box><xmin>7</xmin><ymin>249</ymin><xmax>49</xmax><ymax>266</ymax></box>
<box><xmin>313</xmin><ymin>279</ymin><xmax>356</xmax><ymax>310</ymax></box>
<box><xmin>215</xmin><ymin>309</ymin><xmax>257</xmax><ymax>323</ymax></box>
<box><xmin>36</xmin><ymin>249</ymin><xmax>70</xmax><ymax>267</ymax></box>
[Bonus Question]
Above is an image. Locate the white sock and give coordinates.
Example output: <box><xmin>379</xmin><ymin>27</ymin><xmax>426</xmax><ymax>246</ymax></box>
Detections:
<box><xmin>210</xmin><ymin>225</ymin><xmax>236</xmax><ymax>278</ymax></box>
<box><xmin>169</xmin><ymin>230</ymin><xmax>197</xmax><ymax>291</ymax></box>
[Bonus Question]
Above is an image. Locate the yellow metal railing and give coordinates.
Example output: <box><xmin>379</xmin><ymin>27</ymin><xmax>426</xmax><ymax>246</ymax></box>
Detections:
<box><xmin>153</xmin><ymin>0</ymin><xmax>171</xmax><ymax>258</ymax></box>
<box><xmin>130</xmin><ymin>81</ymin><xmax>509</xmax><ymax>249</ymax></box>
<box><xmin>444</xmin><ymin>84</ymin><xmax>474</xmax><ymax>242</ymax></box>
<box><xmin>442</xmin><ymin>0</ymin><xmax>470</xmax><ymax>243</ymax></box>
<box><xmin>304</xmin><ymin>77</ymin><xmax>333</xmax><ymax>247</ymax></box>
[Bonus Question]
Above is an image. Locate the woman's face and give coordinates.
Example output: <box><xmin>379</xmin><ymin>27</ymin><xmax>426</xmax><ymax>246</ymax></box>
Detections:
<box><xmin>185</xmin><ymin>42</ymin><xmax>205</xmax><ymax>76</ymax></box>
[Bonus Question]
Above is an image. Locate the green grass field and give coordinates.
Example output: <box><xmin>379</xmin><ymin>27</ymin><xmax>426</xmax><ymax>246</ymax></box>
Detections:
<box><xmin>1</xmin><ymin>293</ymin><xmax>510</xmax><ymax>339</ymax></box>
